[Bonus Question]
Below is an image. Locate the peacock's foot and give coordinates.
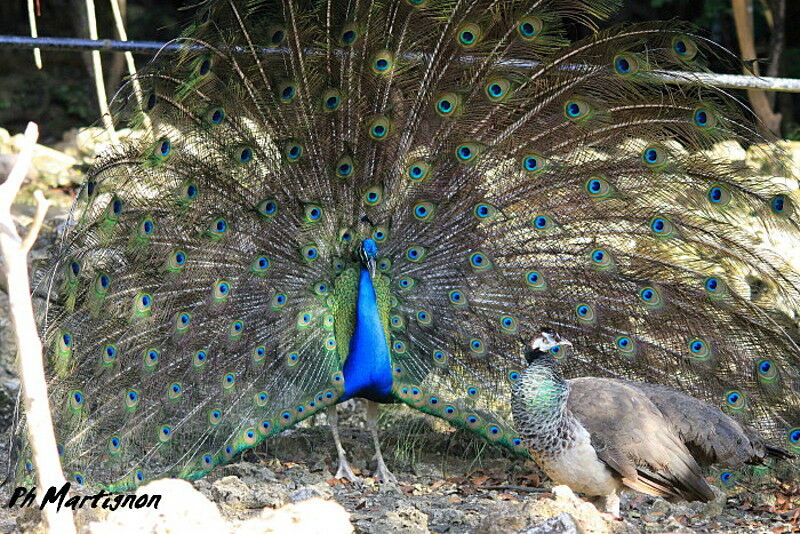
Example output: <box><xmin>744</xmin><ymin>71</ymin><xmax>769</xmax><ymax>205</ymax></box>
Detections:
<box><xmin>334</xmin><ymin>460</ymin><xmax>363</xmax><ymax>484</ymax></box>
<box><xmin>373</xmin><ymin>460</ymin><xmax>397</xmax><ymax>484</ymax></box>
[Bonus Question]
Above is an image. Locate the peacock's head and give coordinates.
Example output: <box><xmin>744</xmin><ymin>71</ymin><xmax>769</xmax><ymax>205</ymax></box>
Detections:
<box><xmin>360</xmin><ymin>238</ymin><xmax>379</xmax><ymax>278</ymax></box>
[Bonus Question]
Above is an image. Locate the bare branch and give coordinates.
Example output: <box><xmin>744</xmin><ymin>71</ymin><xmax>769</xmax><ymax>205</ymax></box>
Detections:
<box><xmin>0</xmin><ymin>122</ymin><xmax>76</xmax><ymax>534</ymax></box>
<box><xmin>21</xmin><ymin>191</ymin><xmax>50</xmax><ymax>255</ymax></box>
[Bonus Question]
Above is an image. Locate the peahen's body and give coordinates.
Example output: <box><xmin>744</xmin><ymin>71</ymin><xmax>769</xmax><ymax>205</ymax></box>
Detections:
<box><xmin>14</xmin><ymin>0</ymin><xmax>800</xmax><ymax>491</ymax></box>
<box><xmin>511</xmin><ymin>331</ymin><xmax>793</xmax><ymax>517</ymax></box>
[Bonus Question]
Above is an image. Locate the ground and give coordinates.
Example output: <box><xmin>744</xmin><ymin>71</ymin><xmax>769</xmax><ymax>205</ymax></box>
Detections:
<box><xmin>0</xmin><ymin>398</ymin><xmax>797</xmax><ymax>533</ymax></box>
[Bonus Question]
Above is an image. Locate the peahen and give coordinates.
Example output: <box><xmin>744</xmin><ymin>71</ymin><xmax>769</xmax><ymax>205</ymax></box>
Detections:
<box><xmin>14</xmin><ymin>0</ymin><xmax>800</xmax><ymax>492</ymax></box>
<box><xmin>511</xmin><ymin>330</ymin><xmax>794</xmax><ymax>518</ymax></box>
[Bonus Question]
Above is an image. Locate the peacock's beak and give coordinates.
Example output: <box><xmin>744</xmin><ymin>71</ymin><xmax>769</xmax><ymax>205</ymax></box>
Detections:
<box><xmin>367</xmin><ymin>257</ymin><xmax>377</xmax><ymax>279</ymax></box>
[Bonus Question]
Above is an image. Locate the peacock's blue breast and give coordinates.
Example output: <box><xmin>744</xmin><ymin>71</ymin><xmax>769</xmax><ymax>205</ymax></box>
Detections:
<box><xmin>341</xmin><ymin>267</ymin><xmax>393</xmax><ymax>402</ymax></box>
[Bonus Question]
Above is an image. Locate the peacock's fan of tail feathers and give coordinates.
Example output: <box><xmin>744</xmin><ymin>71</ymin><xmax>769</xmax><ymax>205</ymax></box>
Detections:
<box><xmin>19</xmin><ymin>0</ymin><xmax>800</xmax><ymax>490</ymax></box>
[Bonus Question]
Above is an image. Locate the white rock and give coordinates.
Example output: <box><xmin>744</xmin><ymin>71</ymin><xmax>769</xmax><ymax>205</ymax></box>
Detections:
<box><xmin>235</xmin><ymin>497</ymin><xmax>353</xmax><ymax>534</ymax></box>
<box><xmin>88</xmin><ymin>479</ymin><xmax>228</xmax><ymax>534</ymax></box>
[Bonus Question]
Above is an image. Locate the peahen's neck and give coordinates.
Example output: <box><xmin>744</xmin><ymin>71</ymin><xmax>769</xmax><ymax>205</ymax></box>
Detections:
<box><xmin>511</xmin><ymin>354</ymin><xmax>575</xmax><ymax>449</ymax></box>
<box><xmin>341</xmin><ymin>267</ymin><xmax>393</xmax><ymax>402</ymax></box>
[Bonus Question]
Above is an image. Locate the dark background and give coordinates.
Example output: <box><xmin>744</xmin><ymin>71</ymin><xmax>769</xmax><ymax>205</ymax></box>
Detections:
<box><xmin>0</xmin><ymin>0</ymin><xmax>797</xmax><ymax>143</ymax></box>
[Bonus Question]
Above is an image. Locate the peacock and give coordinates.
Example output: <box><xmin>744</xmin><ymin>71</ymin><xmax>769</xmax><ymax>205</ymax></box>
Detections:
<box><xmin>511</xmin><ymin>330</ymin><xmax>794</xmax><ymax>518</ymax></box>
<box><xmin>13</xmin><ymin>0</ymin><xmax>800</xmax><ymax>492</ymax></box>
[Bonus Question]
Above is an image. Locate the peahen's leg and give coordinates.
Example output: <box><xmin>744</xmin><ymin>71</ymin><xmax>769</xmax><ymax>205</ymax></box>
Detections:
<box><xmin>367</xmin><ymin>400</ymin><xmax>397</xmax><ymax>484</ymax></box>
<box><xmin>327</xmin><ymin>405</ymin><xmax>362</xmax><ymax>483</ymax></box>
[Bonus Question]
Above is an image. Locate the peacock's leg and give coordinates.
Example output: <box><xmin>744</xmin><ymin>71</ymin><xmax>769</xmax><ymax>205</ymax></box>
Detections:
<box><xmin>367</xmin><ymin>400</ymin><xmax>397</xmax><ymax>484</ymax></box>
<box><xmin>327</xmin><ymin>405</ymin><xmax>362</xmax><ymax>483</ymax></box>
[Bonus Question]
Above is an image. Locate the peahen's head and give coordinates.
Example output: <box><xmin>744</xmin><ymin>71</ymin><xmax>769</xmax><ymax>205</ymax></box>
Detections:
<box><xmin>525</xmin><ymin>329</ymin><xmax>573</xmax><ymax>366</ymax></box>
<box><xmin>360</xmin><ymin>238</ymin><xmax>379</xmax><ymax>278</ymax></box>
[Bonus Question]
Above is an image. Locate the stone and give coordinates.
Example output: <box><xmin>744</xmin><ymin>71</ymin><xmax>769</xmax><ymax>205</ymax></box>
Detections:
<box><xmin>87</xmin><ymin>479</ymin><xmax>227</xmax><ymax>534</ymax></box>
<box><xmin>236</xmin><ymin>497</ymin><xmax>353</xmax><ymax>534</ymax></box>
<box><xmin>517</xmin><ymin>513</ymin><xmax>581</xmax><ymax>534</ymax></box>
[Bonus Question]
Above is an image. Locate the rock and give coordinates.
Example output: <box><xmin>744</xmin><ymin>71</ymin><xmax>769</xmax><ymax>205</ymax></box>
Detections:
<box><xmin>355</xmin><ymin>502</ymin><xmax>429</xmax><ymax>534</ymax></box>
<box><xmin>688</xmin><ymin>486</ymin><xmax>726</xmax><ymax>518</ymax></box>
<box><xmin>29</xmin><ymin>144</ymin><xmax>78</xmax><ymax>187</ymax></box>
<box><xmin>75</xmin><ymin>127</ymin><xmax>116</xmax><ymax>159</ymax></box>
<box><xmin>412</xmin><ymin>463</ymin><xmax>444</xmax><ymax>480</ymax></box>
<box><xmin>85</xmin><ymin>480</ymin><xmax>351</xmax><ymax>534</ymax></box>
<box><xmin>548</xmin><ymin>486</ymin><xmax>614</xmax><ymax>534</ymax></box>
<box><xmin>517</xmin><ymin>513</ymin><xmax>581</xmax><ymax>534</ymax></box>
<box><xmin>236</xmin><ymin>497</ymin><xmax>353</xmax><ymax>533</ymax></box>
<box><xmin>218</xmin><ymin>461</ymin><xmax>279</xmax><ymax>484</ymax></box>
<box><xmin>478</xmin><ymin>486</ymin><xmax>640</xmax><ymax>534</ymax></box>
<box><xmin>477</xmin><ymin>505</ymin><xmax>530</xmax><ymax>533</ymax></box>
<box><xmin>748</xmin><ymin>491</ymin><xmax>777</xmax><ymax>508</ymax></box>
<box><xmin>289</xmin><ymin>483</ymin><xmax>334</xmax><ymax>503</ymax></box>
<box><xmin>87</xmin><ymin>479</ymin><xmax>228</xmax><ymax>534</ymax></box>
<box><xmin>0</xmin><ymin>128</ymin><xmax>11</xmax><ymax>149</ymax></box>
<box><xmin>211</xmin><ymin>474</ymin><xmax>289</xmax><ymax>510</ymax></box>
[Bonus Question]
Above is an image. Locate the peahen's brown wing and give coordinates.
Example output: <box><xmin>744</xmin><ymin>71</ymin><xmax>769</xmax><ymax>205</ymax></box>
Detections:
<box><xmin>568</xmin><ymin>377</ymin><xmax>716</xmax><ymax>502</ymax></box>
<box><xmin>631</xmin><ymin>381</ymin><xmax>791</xmax><ymax>468</ymax></box>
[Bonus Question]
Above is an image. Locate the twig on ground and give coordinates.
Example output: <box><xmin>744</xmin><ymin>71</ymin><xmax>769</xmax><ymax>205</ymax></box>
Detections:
<box><xmin>480</xmin><ymin>485</ymin><xmax>550</xmax><ymax>493</ymax></box>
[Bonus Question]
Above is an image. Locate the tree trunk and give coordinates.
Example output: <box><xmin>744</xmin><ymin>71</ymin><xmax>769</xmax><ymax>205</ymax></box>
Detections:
<box><xmin>731</xmin><ymin>0</ymin><xmax>782</xmax><ymax>134</ymax></box>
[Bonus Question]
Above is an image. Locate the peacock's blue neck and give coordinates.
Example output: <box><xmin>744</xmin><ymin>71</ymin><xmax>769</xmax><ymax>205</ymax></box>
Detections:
<box><xmin>341</xmin><ymin>267</ymin><xmax>393</xmax><ymax>402</ymax></box>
